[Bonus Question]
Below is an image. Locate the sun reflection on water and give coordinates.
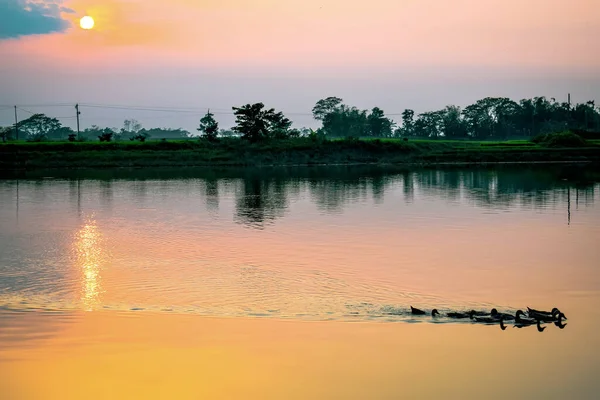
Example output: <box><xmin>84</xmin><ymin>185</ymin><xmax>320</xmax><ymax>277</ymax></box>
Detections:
<box><xmin>75</xmin><ymin>217</ymin><xmax>104</xmax><ymax>311</ymax></box>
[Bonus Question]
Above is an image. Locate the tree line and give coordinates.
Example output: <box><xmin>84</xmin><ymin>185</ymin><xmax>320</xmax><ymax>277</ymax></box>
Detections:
<box><xmin>1</xmin><ymin>96</ymin><xmax>599</xmax><ymax>143</ymax></box>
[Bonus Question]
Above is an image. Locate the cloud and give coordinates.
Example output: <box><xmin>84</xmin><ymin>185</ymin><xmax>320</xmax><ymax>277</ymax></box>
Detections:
<box><xmin>0</xmin><ymin>1</ymin><xmax>71</xmax><ymax>39</ymax></box>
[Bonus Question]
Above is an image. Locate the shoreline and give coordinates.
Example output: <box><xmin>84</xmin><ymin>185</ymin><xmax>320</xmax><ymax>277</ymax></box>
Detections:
<box><xmin>2</xmin><ymin>139</ymin><xmax>599</xmax><ymax>171</ymax></box>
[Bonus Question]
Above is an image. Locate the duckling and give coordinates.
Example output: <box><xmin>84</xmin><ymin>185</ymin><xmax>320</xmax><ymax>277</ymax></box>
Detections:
<box><xmin>490</xmin><ymin>308</ymin><xmax>516</xmax><ymax>321</ymax></box>
<box><xmin>410</xmin><ymin>306</ymin><xmax>440</xmax><ymax>317</ymax></box>
<box><xmin>447</xmin><ymin>310</ymin><xmax>475</xmax><ymax>319</ymax></box>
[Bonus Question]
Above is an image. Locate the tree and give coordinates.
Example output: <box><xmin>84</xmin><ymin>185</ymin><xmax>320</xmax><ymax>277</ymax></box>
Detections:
<box><xmin>198</xmin><ymin>110</ymin><xmax>219</xmax><ymax>141</ymax></box>
<box><xmin>18</xmin><ymin>114</ymin><xmax>62</xmax><ymax>141</ymax></box>
<box><xmin>442</xmin><ymin>105</ymin><xmax>468</xmax><ymax>138</ymax></box>
<box><xmin>322</xmin><ymin>105</ymin><xmax>368</xmax><ymax>138</ymax></box>
<box><xmin>312</xmin><ymin>97</ymin><xmax>343</xmax><ymax>121</ymax></box>
<box><xmin>265</xmin><ymin>110</ymin><xmax>292</xmax><ymax>139</ymax></box>
<box><xmin>415</xmin><ymin>111</ymin><xmax>444</xmax><ymax>138</ymax></box>
<box><xmin>367</xmin><ymin>107</ymin><xmax>394</xmax><ymax>137</ymax></box>
<box><xmin>232</xmin><ymin>103</ymin><xmax>293</xmax><ymax>142</ymax></box>
<box><xmin>400</xmin><ymin>109</ymin><xmax>415</xmax><ymax>137</ymax></box>
<box><xmin>0</xmin><ymin>126</ymin><xmax>13</xmax><ymax>142</ymax></box>
<box><xmin>121</xmin><ymin>119</ymin><xmax>142</xmax><ymax>140</ymax></box>
<box><xmin>123</xmin><ymin>119</ymin><xmax>142</xmax><ymax>134</ymax></box>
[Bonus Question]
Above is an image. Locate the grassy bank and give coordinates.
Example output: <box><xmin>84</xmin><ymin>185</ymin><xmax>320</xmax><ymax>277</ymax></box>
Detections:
<box><xmin>1</xmin><ymin>137</ymin><xmax>600</xmax><ymax>170</ymax></box>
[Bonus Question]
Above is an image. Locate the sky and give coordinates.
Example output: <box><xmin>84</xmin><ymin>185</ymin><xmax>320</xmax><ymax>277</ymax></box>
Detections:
<box><xmin>0</xmin><ymin>0</ymin><xmax>599</xmax><ymax>131</ymax></box>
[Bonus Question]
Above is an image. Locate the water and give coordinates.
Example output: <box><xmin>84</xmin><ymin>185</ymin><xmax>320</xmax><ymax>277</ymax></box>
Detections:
<box><xmin>1</xmin><ymin>165</ymin><xmax>599</xmax><ymax>399</ymax></box>
<box><xmin>0</xmin><ymin>166</ymin><xmax>599</xmax><ymax>321</ymax></box>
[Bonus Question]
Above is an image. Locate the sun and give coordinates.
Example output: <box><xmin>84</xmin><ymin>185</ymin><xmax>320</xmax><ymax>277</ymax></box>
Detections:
<box><xmin>80</xmin><ymin>16</ymin><xmax>95</xmax><ymax>30</ymax></box>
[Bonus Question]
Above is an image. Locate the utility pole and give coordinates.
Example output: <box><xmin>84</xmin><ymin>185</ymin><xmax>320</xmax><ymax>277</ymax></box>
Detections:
<box><xmin>75</xmin><ymin>104</ymin><xmax>81</xmax><ymax>136</ymax></box>
<box><xmin>568</xmin><ymin>93</ymin><xmax>571</xmax><ymax>108</ymax></box>
<box><xmin>14</xmin><ymin>106</ymin><xmax>18</xmax><ymax>141</ymax></box>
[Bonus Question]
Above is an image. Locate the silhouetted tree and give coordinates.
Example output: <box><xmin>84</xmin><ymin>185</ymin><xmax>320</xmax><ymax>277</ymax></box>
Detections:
<box><xmin>399</xmin><ymin>109</ymin><xmax>415</xmax><ymax>137</ymax></box>
<box><xmin>18</xmin><ymin>114</ymin><xmax>62</xmax><ymax>141</ymax></box>
<box><xmin>198</xmin><ymin>110</ymin><xmax>219</xmax><ymax>141</ymax></box>
<box><xmin>232</xmin><ymin>103</ymin><xmax>293</xmax><ymax>142</ymax></box>
<box><xmin>322</xmin><ymin>105</ymin><xmax>368</xmax><ymax>138</ymax></box>
<box><xmin>122</xmin><ymin>119</ymin><xmax>142</xmax><ymax>134</ymax></box>
<box><xmin>0</xmin><ymin>126</ymin><xmax>13</xmax><ymax>142</ymax></box>
<box><xmin>367</xmin><ymin>107</ymin><xmax>394</xmax><ymax>137</ymax></box>
<box><xmin>265</xmin><ymin>110</ymin><xmax>292</xmax><ymax>139</ymax></box>
<box><xmin>312</xmin><ymin>97</ymin><xmax>343</xmax><ymax>121</ymax></box>
<box><xmin>442</xmin><ymin>105</ymin><xmax>468</xmax><ymax>138</ymax></box>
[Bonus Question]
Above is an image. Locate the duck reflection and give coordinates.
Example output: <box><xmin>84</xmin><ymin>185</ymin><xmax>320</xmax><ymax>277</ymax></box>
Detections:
<box><xmin>74</xmin><ymin>217</ymin><xmax>105</xmax><ymax>311</ymax></box>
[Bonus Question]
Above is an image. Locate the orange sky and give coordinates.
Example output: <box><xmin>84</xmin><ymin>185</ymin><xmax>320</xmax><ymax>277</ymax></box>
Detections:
<box><xmin>3</xmin><ymin>0</ymin><xmax>599</xmax><ymax>69</ymax></box>
<box><xmin>0</xmin><ymin>0</ymin><xmax>599</xmax><ymax>130</ymax></box>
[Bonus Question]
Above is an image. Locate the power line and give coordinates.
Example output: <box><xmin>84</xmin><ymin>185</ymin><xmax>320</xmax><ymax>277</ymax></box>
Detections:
<box><xmin>0</xmin><ymin>103</ymin><xmax>74</xmax><ymax>108</ymax></box>
<box><xmin>17</xmin><ymin>107</ymin><xmax>35</xmax><ymax>115</ymax></box>
<box><xmin>81</xmin><ymin>102</ymin><xmax>231</xmax><ymax>112</ymax></box>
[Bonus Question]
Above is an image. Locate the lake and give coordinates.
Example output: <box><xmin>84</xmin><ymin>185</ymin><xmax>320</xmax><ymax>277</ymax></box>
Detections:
<box><xmin>1</xmin><ymin>165</ymin><xmax>599</xmax><ymax>399</ymax></box>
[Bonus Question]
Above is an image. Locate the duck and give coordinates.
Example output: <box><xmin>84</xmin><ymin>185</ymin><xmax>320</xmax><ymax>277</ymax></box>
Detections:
<box><xmin>490</xmin><ymin>308</ymin><xmax>516</xmax><ymax>321</ymax></box>
<box><xmin>527</xmin><ymin>307</ymin><xmax>566</xmax><ymax>320</ymax></box>
<box><xmin>513</xmin><ymin>310</ymin><xmax>536</xmax><ymax>327</ymax></box>
<box><xmin>533</xmin><ymin>311</ymin><xmax>565</xmax><ymax>323</ymax></box>
<box><xmin>470</xmin><ymin>310</ymin><xmax>493</xmax><ymax>317</ymax></box>
<box><xmin>554</xmin><ymin>314</ymin><xmax>568</xmax><ymax>329</ymax></box>
<box><xmin>447</xmin><ymin>310</ymin><xmax>475</xmax><ymax>319</ymax></box>
<box><xmin>471</xmin><ymin>315</ymin><xmax>498</xmax><ymax>324</ymax></box>
<box><xmin>410</xmin><ymin>306</ymin><xmax>440</xmax><ymax>317</ymax></box>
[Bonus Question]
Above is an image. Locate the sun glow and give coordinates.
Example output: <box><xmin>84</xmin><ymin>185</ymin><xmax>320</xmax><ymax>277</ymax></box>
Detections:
<box><xmin>80</xmin><ymin>16</ymin><xmax>95</xmax><ymax>30</ymax></box>
<box><xmin>75</xmin><ymin>217</ymin><xmax>104</xmax><ymax>311</ymax></box>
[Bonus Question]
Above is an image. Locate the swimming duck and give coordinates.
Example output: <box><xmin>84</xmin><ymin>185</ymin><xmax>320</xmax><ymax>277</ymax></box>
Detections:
<box><xmin>527</xmin><ymin>307</ymin><xmax>566</xmax><ymax>320</ymax></box>
<box><xmin>447</xmin><ymin>310</ymin><xmax>475</xmax><ymax>319</ymax></box>
<box><xmin>554</xmin><ymin>314</ymin><xmax>568</xmax><ymax>329</ymax></box>
<box><xmin>490</xmin><ymin>308</ymin><xmax>516</xmax><ymax>321</ymax></box>
<box><xmin>533</xmin><ymin>311</ymin><xmax>565</xmax><ymax>323</ymax></box>
<box><xmin>470</xmin><ymin>310</ymin><xmax>492</xmax><ymax>317</ymax></box>
<box><xmin>513</xmin><ymin>310</ymin><xmax>536</xmax><ymax>327</ymax></box>
<box><xmin>410</xmin><ymin>306</ymin><xmax>440</xmax><ymax>317</ymax></box>
<box><xmin>471</xmin><ymin>315</ymin><xmax>498</xmax><ymax>324</ymax></box>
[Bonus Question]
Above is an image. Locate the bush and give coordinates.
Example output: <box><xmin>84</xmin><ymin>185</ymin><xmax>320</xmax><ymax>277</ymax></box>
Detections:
<box><xmin>26</xmin><ymin>134</ymin><xmax>47</xmax><ymax>142</ymax></box>
<box><xmin>531</xmin><ymin>131</ymin><xmax>587</xmax><ymax>148</ymax></box>
<box><xmin>531</xmin><ymin>133</ymin><xmax>548</xmax><ymax>144</ymax></box>
<box><xmin>130</xmin><ymin>133</ymin><xmax>149</xmax><ymax>142</ymax></box>
<box><xmin>98</xmin><ymin>132</ymin><xmax>113</xmax><ymax>142</ymax></box>
<box><xmin>68</xmin><ymin>133</ymin><xmax>77</xmax><ymax>142</ymax></box>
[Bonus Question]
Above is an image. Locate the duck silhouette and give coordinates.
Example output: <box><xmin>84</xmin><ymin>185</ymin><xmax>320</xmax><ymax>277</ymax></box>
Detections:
<box><xmin>554</xmin><ymin>314</ymin><xmax>568</xmax><ymax>329</ymax></box>
<box><xmin>447</xmin><ymin>310</ymin><xmax>475</xmax><ymax>319</ymax></box>
<box><xmin>410</xmin><ymin>306</ymin><xmax>440</xmax><ymax>317</ymax></box>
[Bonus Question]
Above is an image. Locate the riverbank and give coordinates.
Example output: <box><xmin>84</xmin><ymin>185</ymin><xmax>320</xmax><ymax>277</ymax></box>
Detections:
<box><xmin>1</xmin><ymin>138</ymin><xmax>600</xmax><ymax>170</ymax></box>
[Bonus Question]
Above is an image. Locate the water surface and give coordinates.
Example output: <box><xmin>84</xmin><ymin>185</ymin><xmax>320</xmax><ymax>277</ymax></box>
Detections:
<box><xmin>1</xmin><ymin>165</ymin><xmax>599</xmax><ymax>399</ymax></box>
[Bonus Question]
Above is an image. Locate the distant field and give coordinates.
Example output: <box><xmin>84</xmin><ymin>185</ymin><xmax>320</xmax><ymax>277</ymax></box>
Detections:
<box><xmin>1</xmin><ymin>137</ymin><xmax>599</xmax><ymax>170</ymax></box>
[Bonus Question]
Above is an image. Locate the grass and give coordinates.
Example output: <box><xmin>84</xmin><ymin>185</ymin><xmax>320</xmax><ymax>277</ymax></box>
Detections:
<box><xmin>1</xmin><ymin>137</ymin><xmax>599</xmax><ymax>170</ymax></box>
